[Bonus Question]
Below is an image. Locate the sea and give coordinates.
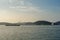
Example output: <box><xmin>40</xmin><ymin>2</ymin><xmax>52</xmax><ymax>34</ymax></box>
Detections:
<box><xmin>0</xmin><ymin>25</ymin><xmax>60</xmax><ymax>40</ymax></box>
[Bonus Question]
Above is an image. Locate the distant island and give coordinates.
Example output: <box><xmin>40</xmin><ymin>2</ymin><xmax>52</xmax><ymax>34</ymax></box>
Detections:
<box><xmin>0</xmin><ymin>21</ymin><xmax>60</xmax><ymax>26</ymax></box>
<box><xmin>54</xmin><ymin>21</ymin><xmax>60</xmax><ymax>25</ymax></box>
<box><xmin>34</xmin><ymin>21</ymin><xmax>52</xmax><ymax>25</ymax></box>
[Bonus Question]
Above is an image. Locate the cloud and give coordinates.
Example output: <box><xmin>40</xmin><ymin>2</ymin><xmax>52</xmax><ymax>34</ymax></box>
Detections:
<box><xmin>0</xmin><ymin>0</ymin><xmax>59</xmax><ymax>22</ymax></box>
<box><xmin>0</xmin><ymin>4</ymin><xmax>43</xmax><ymax>22</ymax></box>
<box><xmin>8</xmin><ymin>0</ymin><xmax>32</xmax><ymax>8</ymax></box>
<box><xmin>0</xmin><ymin>0</ymin><xmax>41</xmax><ymax>15</ymax></box>
<box><xmin>0</xmin><ymin>0</ymin><xmax>44</xmax><ymax>22</ymax></box>
<box><xmin>0</xmin><ymin>0</ymin><xmax>31</xmax><ymax>8</ymax></box>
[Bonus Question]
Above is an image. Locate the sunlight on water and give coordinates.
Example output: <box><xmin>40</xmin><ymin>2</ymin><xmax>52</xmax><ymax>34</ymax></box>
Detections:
<box><xmin>0</xmin><ymin>25</ymin><xmax>60</xmax><ymax>40</ymax></box>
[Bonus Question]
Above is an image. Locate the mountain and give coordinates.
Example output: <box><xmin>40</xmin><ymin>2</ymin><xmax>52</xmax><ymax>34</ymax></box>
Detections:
<box><xmin>34</xmin><ymin>21</ymin><xmax>52</xmax><ymax>25</ymax></box>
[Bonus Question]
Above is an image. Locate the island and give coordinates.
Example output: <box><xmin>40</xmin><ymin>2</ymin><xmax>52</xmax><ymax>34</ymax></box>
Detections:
<box><xmin>34</xmin><ymin>21</ymin><xmax>52</xmax><ymax>25</ymax></box>
<box><xmin>54</xmin><ymin>21</ymin><xmax>60</xmax><ymax>25</ymax></box>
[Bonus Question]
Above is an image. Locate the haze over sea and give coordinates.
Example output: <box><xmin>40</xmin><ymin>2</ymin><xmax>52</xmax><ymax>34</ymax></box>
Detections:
<box><xmin>0</xmin><ymin>25</ymin><xmax>60</xmax><ymax>40</ymax></box>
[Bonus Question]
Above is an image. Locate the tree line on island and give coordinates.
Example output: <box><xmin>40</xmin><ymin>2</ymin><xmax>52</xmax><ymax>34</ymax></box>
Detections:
<box><xmin>0</xmin><ymin>21</ymin><xmax>60</xmax><ymax>26</ymax></box>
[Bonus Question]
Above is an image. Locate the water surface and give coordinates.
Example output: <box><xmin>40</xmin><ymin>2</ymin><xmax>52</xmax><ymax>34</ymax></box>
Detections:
<box><xmin>0</xmin><ymin>25</ymin><xmax>60</xmax><ymax>40</ymax></box>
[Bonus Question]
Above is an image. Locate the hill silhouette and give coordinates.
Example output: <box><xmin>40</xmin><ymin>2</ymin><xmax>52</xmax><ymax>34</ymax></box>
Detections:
<box><xmin>34</xmin><ymin>21</ymin><xmax>52</xmax><ymax>25</ymax></box>
<box><xmin>0</xmin><ymin>21</ymin><xmax>60</xmax><ymax>25</ymax></box>
<box><xmin>54</xmin><ymin>21</ymin><xmax>60</xmax><ymax>25</ymax></box>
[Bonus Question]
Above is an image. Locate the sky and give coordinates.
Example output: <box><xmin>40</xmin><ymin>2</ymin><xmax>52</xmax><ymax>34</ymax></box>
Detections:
<box><xmin>0</xmin><ymin>0</ymin><xmax>60</xmax><ymax>23</ymax></box>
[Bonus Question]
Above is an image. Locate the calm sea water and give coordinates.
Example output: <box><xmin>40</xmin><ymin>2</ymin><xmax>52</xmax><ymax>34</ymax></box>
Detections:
<box><xmin>0</xmin><ymin>25</ymin><xmax>60</xmax><ymax>40</ymax></box>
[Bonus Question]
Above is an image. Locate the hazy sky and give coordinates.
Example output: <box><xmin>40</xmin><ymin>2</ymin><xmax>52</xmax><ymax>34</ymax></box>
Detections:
<box><xmin>0</xmin><ymin>0</ymin><xmax>60</xmax><ymax>22</ymax></box>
